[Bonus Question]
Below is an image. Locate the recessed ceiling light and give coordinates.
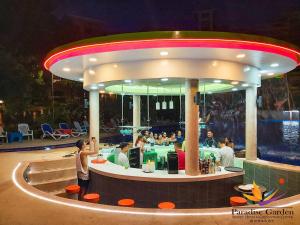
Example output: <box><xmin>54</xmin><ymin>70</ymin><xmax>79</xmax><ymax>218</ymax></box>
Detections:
<box><xmin>267</xmin><ymin>72</ymin><xmax>274</xmax><ymax>76</ymax></box>
<box><xmin>113</xmin><ymin>64</ymin><xmax>118</xmax><ymax>68</ymax></box>
<box><xmin>124</xmin><ymin>80</ymin><xmax>132</xmax><ymax>83</ymax></box>
<box><xmin>109</xmin><ymin>92</ymin><xmax>113</xmax><ymax>95</ymax></box>
<box><xmin>244</xmin><ymin>67</ymin><xmax>250</xmax><ymax>72</ymax></box>
<box><xmin>62</xmin><ymin>67</ymin><xmax>70</xmax><ymax>72</ymax></box>
<box><xmin>160</xmin><ymin>51</ymin><xmax>168</xmax><ymax>56</ymax></box>
<box><xmin>212</xmin><ymin>61</ymin><xmax>218</xmax><ymax>67</ymax></box>
<box><xmin>98</xmin><ymin>83</ymin><xmax>104</xmax><ymax>87</ymax></box>
<box><xmin>0</xmin><ymin>100</ymin><xmax>4</xmax><ymax>104</ymax></box>
<box><xmin>232</xmin><ymin>88</ymin><xmax>238</xmax><ymax>91</ymax></box>
<box><xmin>242</xmin><ymin>83</ymin><xmax>249</xmax><ymax>87</ymax></box>
<box><xmin>231</xmin><ymin>81</ymin><xmax>239</xmax><ymax>85</ymax></box>
<box><xmin>236</xmin><ymin>54</ymin><xmax>246</xmax><ymax>58</ymax></box>
<box><xmin>89</xmin><ymin>57</ymin><xmax>97</xmax><ymax>62</ymax></box>
<box><xmin>90</xmin><ymin>86</ymin><xmax>98</xmax><ymax>90</ymax></box>
<box><xmin>161</xmin><ymin>78</ymin><xmax>168</xmax><ymax>81</ymax></box>
<box><xmin>213</xmin><ymin>80</ymin><xmax>222</xmax><ymax>83</ymax></box>
<box><xmin>78</xmin><ymin>78</ymin><xmax>84</xmax><ymax>82</ymax></box>
<box><xmin>88</xmin><ymin>69</ymin><xmax>95</xmax><ymax>75</ymax></box>
<box><xmin>270</xmin><ymin>63</ymin><xmax>279</xmax><ymax>67</ymax></box>
<box><xmin>100</xmin><ymin>90</ymin><xmax>105</xmax><ymax>94</ymax></box>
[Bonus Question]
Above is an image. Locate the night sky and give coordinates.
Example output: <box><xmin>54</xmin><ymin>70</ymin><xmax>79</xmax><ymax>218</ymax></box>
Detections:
<box><xmin>51</xmin><ymin>0</ymin><xmax>300</xmax><ymax>34</ymax></box>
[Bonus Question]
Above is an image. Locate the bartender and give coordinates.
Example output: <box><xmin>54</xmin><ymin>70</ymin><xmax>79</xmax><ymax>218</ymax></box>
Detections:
<box><xmin>117</xmin><ymin>142</ymin><xmax>130</xmax><ymax>168</ymax></box>
<box><xmin>204</xmin><ymin>130</ymin><xmax>217</xmax><ymax>147</ymax></box>
<box><xmin>215</xmin><ymin>138</ymin><xmax>234</xmax><ymax>167</ymax></box>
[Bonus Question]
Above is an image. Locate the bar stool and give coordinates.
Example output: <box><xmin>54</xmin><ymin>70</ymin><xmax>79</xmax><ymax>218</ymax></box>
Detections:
<box><xmin>64</xmin><ymin>184</ymin><xmax>80</xmax><ymax>200</ymax></box>
<box><xmin>230</xmin><ymin>196</ymin><xmax>247</xmax><ymax>206</ymax></box>
<box><xmin>118</xmin><ymin>198</ymin><xmax>135</xmax><ymax>207</ymax></box>
<box><xmin>158</xmin><ymin>202</ymin><xmax>176</xmax><ymax>209</ymax></box>
<box><xmin>83</xmin><ymin>193</ymin><xmax>100</xmax><ymax>203</ymax></box>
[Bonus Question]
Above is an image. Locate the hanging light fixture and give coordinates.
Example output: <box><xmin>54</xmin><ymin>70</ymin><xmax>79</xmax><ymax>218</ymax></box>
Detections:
<box><xmin>121</xmin><ymin>85</ymin><xmax>124</xmax><ymax>127</ymax></box>
<box><xmin>155</xmin><ymin>92</ymin><xmax>160</xmax><ymax>110</ymax></box>
<box><xmin>169</xmin><ymin>96</ymin><xmax>174</xmax><ymax>109</ymax></box>
<box><xmin>162</xmin><ymin>96</ymin><xmax>167</xmax><ymax>110</ymax></box>
<box><xmin>147</xmin><ymin>85</ymin><xmax>150</xmax><ymax>126</ymax></box>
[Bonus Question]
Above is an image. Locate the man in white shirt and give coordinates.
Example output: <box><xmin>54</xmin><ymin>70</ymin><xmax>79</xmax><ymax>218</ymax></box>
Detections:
<box><xmin>216</xmin><ymin>138</ymin><xmax>235</xmax><ymax>167</ymax></box>
<box><xmin>117</xmin><ymin>142</ymin><xmax>130</xmax><ymax>168</ymax></box>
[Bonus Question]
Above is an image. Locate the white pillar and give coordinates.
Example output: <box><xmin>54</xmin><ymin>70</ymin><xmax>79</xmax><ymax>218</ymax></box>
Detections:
<box><xmin>89</xmin><ymin>90</ymin><xmax>100</xmax><ymax>150</ymax></box>
<box><xmin>185</xmin><ymin>79</ymin><xmax>200</xmax><ymax>176</ymax></box>
<box><xmin>246</xmin><ymin>85</ymin><xmax>257</xmax><ymax>160</ymax></box>
<box><xmin>133</xmin><ymin>95</ymin><xmax>141</xmax><ymax>144</ymax></box>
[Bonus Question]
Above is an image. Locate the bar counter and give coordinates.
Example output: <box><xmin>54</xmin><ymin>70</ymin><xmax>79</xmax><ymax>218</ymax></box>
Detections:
<box><xmin>88</xmin><ymin>156</ymin><xmax>244</xmax><ymax>208</ymax></box>
<box><xmin>88</xmin><ymin>157</ymin><xmax>243</xmax><ymax>182</ymax></box>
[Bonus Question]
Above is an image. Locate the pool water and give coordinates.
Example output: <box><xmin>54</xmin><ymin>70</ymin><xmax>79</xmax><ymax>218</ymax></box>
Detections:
<box><xmin>207</xmin><ymin>120</ymin><xmax>300</xmax><ymax>166</ymax></box>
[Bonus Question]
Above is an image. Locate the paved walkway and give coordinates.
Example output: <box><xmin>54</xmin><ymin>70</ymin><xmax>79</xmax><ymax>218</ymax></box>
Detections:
<box><xmin>0</xmin><ymin>147</ymin><xmax>299</xmax><ymax>225</ymax></box>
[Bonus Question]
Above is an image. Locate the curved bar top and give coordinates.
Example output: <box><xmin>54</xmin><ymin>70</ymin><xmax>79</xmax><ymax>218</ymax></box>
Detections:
<box><xmin>88</xmin><ymin>157</ymin><xmax>244</xmax><ymax>182</ymax></box>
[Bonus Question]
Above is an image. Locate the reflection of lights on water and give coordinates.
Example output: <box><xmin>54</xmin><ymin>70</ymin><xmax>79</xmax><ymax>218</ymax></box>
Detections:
<box><xmin>282</xmin><ymin>121</ymin><xmax>299</xmax><ymax>145</ymax></box>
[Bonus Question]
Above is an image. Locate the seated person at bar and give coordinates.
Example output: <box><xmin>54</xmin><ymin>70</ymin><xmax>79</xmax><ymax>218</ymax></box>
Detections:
<box><xmin>117</xmin><ymin>142</ymin><xmax>130</xmax><ymax>168</ymax></box>
<box><xmin>174</xmin><ymin>141</ymin><xmax>185</xmax><ymax>170</ymax></box>
<box><xmin>156</xmin><ymin>133</ymin><xmax>164</xmax><ymax>145</ymax></box>
<box><xmin>154</xmin><ymin>133</ymin><xmax>158</xmax><ymax>141</ymax></box>
<box><xmin>135</xmin><ymin>135</ymin><xmax>145</xmax><ymax>165</ymax></box>
<box><xmin>176</xmin><ymin>130</ymin><xmax>184</xmax><ymax>144</ymax></box>
<box><xmin>162</xmin><ymin>132</ymin><xmax>169</xmax><ymax>144</ymax></box>
<box><xmin>169</xmin><ymin>132</ymin><xmax>177</xmax><ymax>143</ymax></box>
<box><xmin>216</xmin><ymin>138</ymin><xmax>234</xmax><ymax>167</ymax></box>
<box><xmin>143</xmin><ymin>130</ymin><xmax>150</xmax><ymax>143</ymax></box>
<box><xmin>147</xmin><ymin>132</ymin><xmax>155</xmax><ymax>145</ymax></box>
<box><xmin>204</xmin><ymin>130</ymin><xmax>217</xmax><ymax>147</ymax></box>
<box><xmin>225</xmin><ymin>137</ymin><xmax>235</xmax><ymax>149</ymax></box>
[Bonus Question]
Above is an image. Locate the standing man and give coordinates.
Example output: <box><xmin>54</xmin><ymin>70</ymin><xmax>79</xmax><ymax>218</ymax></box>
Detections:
<box><xmin>174</xmin><ymin>141</ymin><xmax>185</xmax><ymax>170</ymax></box>
<box><xmin>204</xmin><ymin>130</ymin><xmax>217</xmax><ymax>147</ymax></box>
<box><xmin>216</xmin><ymin>138</ymin><xmax>235</xmax><ymax>167</ymax></box>
<box><xmin>117</xmin><ymin>142</ymin><xmax>130</xmax><ymax>168</ymax></box>
<box><xmin>75</xmin><ymin>137</ymin><xmax>99</xmax><ymax>200</ymax></box>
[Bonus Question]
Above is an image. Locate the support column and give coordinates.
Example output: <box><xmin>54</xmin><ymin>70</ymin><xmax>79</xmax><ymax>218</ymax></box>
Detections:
<box><xmin>89</xmin><ymin>90</ymin><xmax>100</xmax><ymax>151</ymax></box>
<box><xmin>133</xmin><ymin>95</ymin><xmax>141</xmax><ymax>144</ymax></box>
<box><xmin>185</xmin><ymin>79</ymin><xmax>199</xmax><ymax>176</ymax></box>
<box><xmin>246</xmin><ymin>85</ymin><xmax>257</xmax><ymax>160</ymax></box>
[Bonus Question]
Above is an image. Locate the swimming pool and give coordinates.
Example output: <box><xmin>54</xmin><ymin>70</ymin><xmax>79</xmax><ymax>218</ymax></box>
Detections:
<box><xmin>208</xmin><ymin>120</ymin><xmax>300</xmax><ymax>166</ymax></box>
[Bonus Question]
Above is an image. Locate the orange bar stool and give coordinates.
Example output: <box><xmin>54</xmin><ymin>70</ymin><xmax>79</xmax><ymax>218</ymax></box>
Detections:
<box><xmin>64</xmin><ymin>184</ymin><xmax>80</xmax><ymax>200</ymax></box>
<box><xmin>230</xmin><ymin>196</ymin><xmax>247</xmax><ymax>206</ymax></box>
<box><xmin>118</xmin><ymin>198</ymin><xmax>135</xmax><ymax>207</ymax></box>
<box><xmin>83</xmin><ymin>193</ymin><xmax>100</xmax><ymax>203</ymax></box>
<box><xmin>158</xmin><ymin>202</ymin><xmax>176</xmax><ymax>209</ymax></box>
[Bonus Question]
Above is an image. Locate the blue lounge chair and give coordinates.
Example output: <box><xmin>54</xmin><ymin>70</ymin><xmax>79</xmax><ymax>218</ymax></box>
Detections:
<box><xmin>59</xmin><ymin>122</ymin><xmax>81</xmax><ymax>137</ymax></box>
<box><xmin>41</xmin><ymin>123</ymin><xmax>70</xmax><ymax>140</ymax></box>
<box><xmin>0</xmin><ymin>126</ymin><xmax>8</xmax><ymax>143</ymax></box>
<box><xmin>73</xmin><ymin>121</ymin><xmax>88</xmax><ymax>135</ymax></box>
